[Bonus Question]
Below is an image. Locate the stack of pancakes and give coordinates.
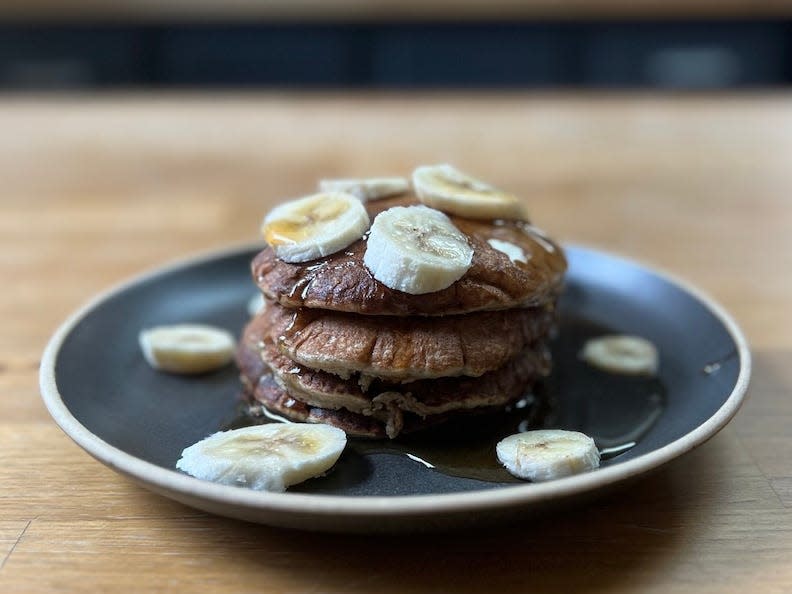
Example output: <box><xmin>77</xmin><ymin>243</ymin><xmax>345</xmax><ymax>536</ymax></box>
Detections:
<box><xmin>237</xmin><ymin>194</ymin><xmax>566</xmax><ymax>438</ymax></box>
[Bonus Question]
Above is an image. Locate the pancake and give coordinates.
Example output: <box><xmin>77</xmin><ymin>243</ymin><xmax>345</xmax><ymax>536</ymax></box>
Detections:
<box><xmin>243</xmin><ymin>373</ymin><xmax>388</xmax><ymax>438</ymax></box>
<box><xmin>253</xmin><ymin>195</ymin><xmax>567</xmax><ymax>316</ymax></box>
<box><xmin>237</xmin><ymin>315</ymin><xmax>550</xmax><ymax>438</ymax></box>
<box><xmin>258</xmin><ymin>298</ymin><xmax>555</xmax><ymax>381</ymax></box>
<box><xmin>243</xmin><ymin>374</ymin><xmax>458</xmax><ymax>439</ymax></box>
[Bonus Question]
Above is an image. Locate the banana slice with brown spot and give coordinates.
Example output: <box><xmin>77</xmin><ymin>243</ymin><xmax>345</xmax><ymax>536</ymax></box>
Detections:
<box><xmin>176</xmin><ymin>423</ymin><xmax>347</xmax><ymax>492</ymax></box>
<box><xmin>413</xmin><ymin>164</ymin><xmax>526</xmax><ymax>220</ymax></box>
<box><xmin>363</xmin><ymin>204</ymin><xmax>473</xmax><ymax>295</ymax></box>
<box><xmin>261</xmin><ymin>192</ymin><xmax>369</xmax><ymax>263</ymax></box>
<box><xmin>318</xmin><ymin>177</ymin><xmax>410</xmax><ymax>201</ymax></box>
<box><xmin>497</xmin><ymin>429</ymin><xmax>600</xmax><ymax>482</ymax></box>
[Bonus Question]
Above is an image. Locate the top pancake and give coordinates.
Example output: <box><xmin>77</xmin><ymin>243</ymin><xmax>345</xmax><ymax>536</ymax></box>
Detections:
<box><xmin>253</xmin><ymin>195</ymin><xmax>566</xmax><ymax>316</ymax></box>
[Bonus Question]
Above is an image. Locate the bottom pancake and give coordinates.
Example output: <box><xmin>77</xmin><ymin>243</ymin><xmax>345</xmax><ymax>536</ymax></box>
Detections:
<box><xmin>241</xmin><ymin>374</ymin><xmax>536</xmax><ymax>439</ymax></box>
<box><xmin>241</xmin><ymin>374</ymin><xmax>448</xmax><ymax>438</ymax></box>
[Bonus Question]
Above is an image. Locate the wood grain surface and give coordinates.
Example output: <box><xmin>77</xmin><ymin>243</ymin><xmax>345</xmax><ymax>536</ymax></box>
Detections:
<box><xmin>1</xmin><ymin>93</ymin><xmax>790</xmax><ymax>593</ymax></box>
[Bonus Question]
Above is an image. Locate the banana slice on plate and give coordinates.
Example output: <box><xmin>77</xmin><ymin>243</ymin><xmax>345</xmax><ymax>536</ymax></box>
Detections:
<box><xmin>318</xmin><ymin>177</ymin><xmax>410</xmax><ymax>201</ymax></box>
<box><xmin>247</xmin><ymin>293</ymin><xmax>266</xmax><ymax>317</ymax></box>
<box><xmin>176</xmin><ymin>424</ymin><xmax>347</xmax><ymax>492</ymax></box>
<box><xmin>581</xmin><ymin>335</ymin><xmax>659</xmax><ymax>376</ymax></box>
<box><xmin>363</xmin><ymin>205</ymin><xmax>473</xmax><ymax>295</ymax></box>
<box><xmin>412</xmin><ymin>164</ymin><xmax>526</xmax><ymax>220</ymax></box>
<box><xmin>139</xmin><ymin>324</ymin><xmax>235</xmax><ymax>374</ymax></box>
<box><xmin>497</xmin><ymin>430</ymin><xmax>600</xmax><ymax>482</ymax></box>
<box><xmin>261</xmin><ymin>192</ymin><xmax>370</xmax><ymax>263</ymax></box>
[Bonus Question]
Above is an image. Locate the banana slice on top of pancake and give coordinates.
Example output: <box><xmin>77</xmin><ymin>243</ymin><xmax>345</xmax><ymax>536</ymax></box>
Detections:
<box><xmin>261</xmin><ymin>192</ymin><xmax>370</xmax><ymax>263</ymax></box>
<box><xmin>413</xmin><ymin>164</ymin><xmax>526</xmax><ymax>220</ymax></box>
<box><xmin>318</xmin><ymin>177</ymin><xmax>410</xmax><ymax>201</ymax></box>
<box><xmin>363</xmin><ymin>204</ymin><xmax>474</xmax><ymax>295</ymax></box>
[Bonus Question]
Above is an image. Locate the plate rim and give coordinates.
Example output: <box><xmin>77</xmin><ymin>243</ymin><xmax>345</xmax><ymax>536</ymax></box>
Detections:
<box><xmin>39</xmin><ymin>242</ymin><xmax>752</xmax><ymax>518</ymax></box>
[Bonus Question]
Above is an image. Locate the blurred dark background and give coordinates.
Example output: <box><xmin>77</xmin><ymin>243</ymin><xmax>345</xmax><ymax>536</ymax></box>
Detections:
<box><xmin>3</xmin><ymin>6</ymin><xmax>792</xmax><ymax>90</ymax></box>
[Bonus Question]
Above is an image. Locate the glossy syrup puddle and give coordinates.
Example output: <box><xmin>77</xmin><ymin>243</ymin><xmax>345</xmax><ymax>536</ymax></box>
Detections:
<box><xmin>340</xmin><ymin>316</ymin><xmax>667</xmax><ymax>483</ymax></box>
<box><xmin>226</xmin><ymin>315</ymin><xmax>668</xmax><ymax>486</ymax></box>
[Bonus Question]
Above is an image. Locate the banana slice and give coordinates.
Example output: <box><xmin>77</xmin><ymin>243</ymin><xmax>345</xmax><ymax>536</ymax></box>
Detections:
<box><xmin>363</xmin><ymin>205</ymin><xmax>473</xmax><ymax>295</ymax></box>
<box><xmin>261</xmin><ymin>192</ymin><xmax>370</xmax><ymax>263</ymax></box>
<box><xmin>139</xmin><ymin>324</ymin><xmax>235</xmax><ymax>374</ymax></box>
<box><xmin>318</xmin><ymin>177</ymin><xmax>410</xmax><ymax>201</ymax></box>
<box><xmin>247</xmin><ymin>293</ymin><xmax>266</xmax><ymax>317</ymax></box>
<box><xmin>581</xmin><ymin>335</ymin><xmax>659</xmax><ymax>376</ymax></box>
<box><xmin>176</xmin><ymin>424</ymin><xmax>347</xmax><ymax>492</ymax></box>
<box><xmin>496</xmin><ymin>430</ymin><xmax>600</xmax><ymax>482</ymax></box>
<box><xmin>412</xmin><ymin>164</ymin><xmax>525</xmax><ymax>220</ymax></box>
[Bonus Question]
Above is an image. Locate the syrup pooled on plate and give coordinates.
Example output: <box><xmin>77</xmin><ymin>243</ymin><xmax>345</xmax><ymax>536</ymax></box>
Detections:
<box><xmin>226</xmin><ymin>315</ymin><xmax>666</xmax><ymax>489</ymax></box>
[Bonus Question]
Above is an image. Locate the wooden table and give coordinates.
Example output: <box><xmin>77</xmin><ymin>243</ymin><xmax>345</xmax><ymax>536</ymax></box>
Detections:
<box><xmin>1</xmin><ymin>93</ymin><xmax>790</xmax><ymax>592</ymax></box>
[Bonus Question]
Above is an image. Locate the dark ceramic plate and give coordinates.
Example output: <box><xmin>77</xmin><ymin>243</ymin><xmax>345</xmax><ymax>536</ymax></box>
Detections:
<box><xmin>40</xmin><ymin>244</ymin><xmax>750</xmax><ymax>532</ymax></box>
